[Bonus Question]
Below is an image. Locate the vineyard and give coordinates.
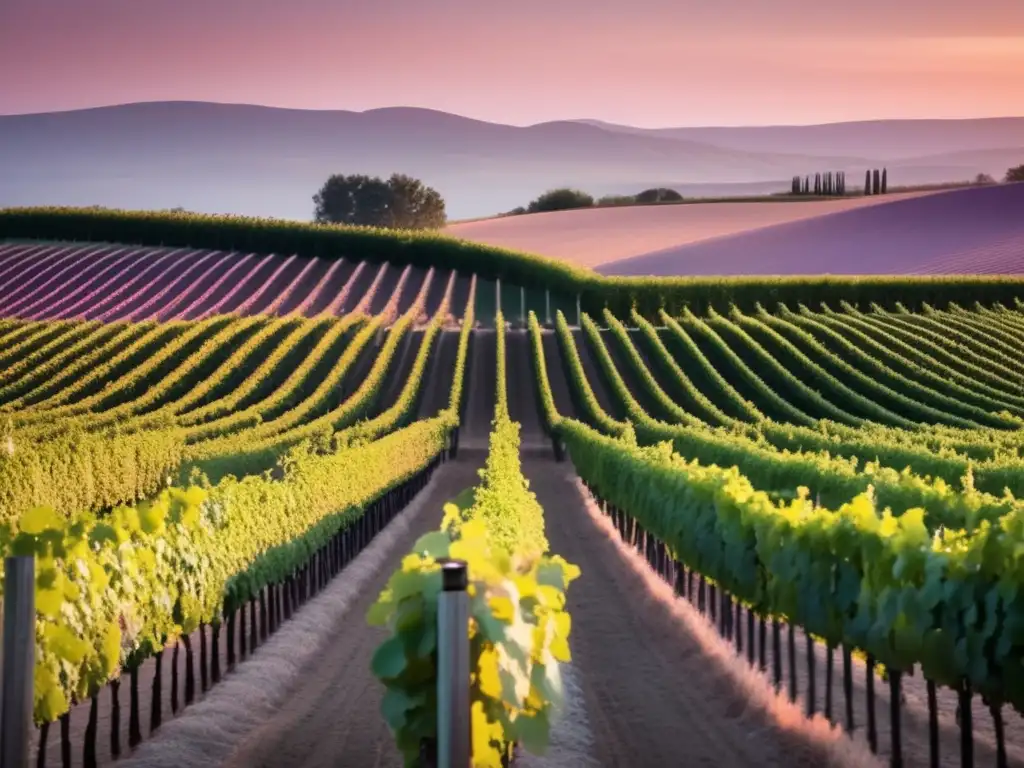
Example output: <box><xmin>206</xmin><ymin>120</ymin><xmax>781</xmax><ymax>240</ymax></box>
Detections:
<box><xmin>2</xmin><ymin>213</ymin><xmax>1024</xmax><ymax>768</ymax></box>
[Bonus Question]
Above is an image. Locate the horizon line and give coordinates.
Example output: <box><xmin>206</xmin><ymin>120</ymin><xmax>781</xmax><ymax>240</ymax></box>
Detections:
<box><xmin>2</xmin><ymin>99</ymin><xmax>1024</xmax><ymax>131</ymax></box>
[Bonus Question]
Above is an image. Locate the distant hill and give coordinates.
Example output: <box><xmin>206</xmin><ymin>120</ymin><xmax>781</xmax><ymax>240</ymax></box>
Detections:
<box><xmin>1</xmin><ymin>102</ymin><xmax>1020</xmax><ymax>220</ymax></box>
<box><xmin>574</xmin><ymin>117</ymin><xmax>1024</xmax><ymax>163</ymax></box>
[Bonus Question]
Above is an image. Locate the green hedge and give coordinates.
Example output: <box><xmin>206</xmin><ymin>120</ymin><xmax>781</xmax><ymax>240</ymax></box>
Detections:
<box><xmin>3</xmin><ymin>207</ymin><xmax>1024</xmax><ymax>316</ymax></box>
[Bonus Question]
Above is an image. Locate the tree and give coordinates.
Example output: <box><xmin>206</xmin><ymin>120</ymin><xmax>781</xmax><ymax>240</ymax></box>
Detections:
<box><xmin>974</xmin><ymin>173</ymin><xmax>996</xmax><ymax>185</ymax></box>
<box><xmin>873</xmin><ymin>169</ymin><xmax>881</xmax><ymax>195</ymax></box>
<box><xmin>865</xmin><ymin>170</ymin><xmax>872</xmax><ymax>196</ymax></box>
<box><xmin>1006</xmin><ymin>165</ymin><xmax>1024</xmax><ymax>183</ymax></box>
<box><xmin>312</xmin><ymin>173</ymin><xmax>446</xmax><ymax>229</ymax></box>
<box><xmin>881</xmin><ymin>168</ymin><xmax>888</xmax><ymax>194</ymax></box>
<box><xmin>526</xmin><ymin>188</ymin><xmax>594</xmax><ymax>213</ymax></box>
<box><xmin>635</xmin><ymin>187</ymin><xmax>683</xmax><ymax>204</ymax></box>
<box><xmin>385</xmin><ymin>174</ymin><xmax>447</xmax><ymax>229</ymax></box>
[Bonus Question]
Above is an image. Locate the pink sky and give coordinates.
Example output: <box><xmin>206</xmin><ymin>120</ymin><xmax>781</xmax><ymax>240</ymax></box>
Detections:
<box><xmin>1</xmin><ymin>0</ymin><xmax>1022</xmax><ymax>126</ymax></box>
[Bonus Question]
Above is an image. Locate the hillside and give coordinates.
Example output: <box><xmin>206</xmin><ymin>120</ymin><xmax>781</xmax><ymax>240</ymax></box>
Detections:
<box><xmin>0</xmin><ymin>102</ymin><xmax>866</xmax><ymax>222</ymax></box>
<box><xmin>3</xmin><ymin>102</ymin><xmax>1020</xmax><ymax>223</ymax></box>
<box><xmin>575</xmin><ymin>116</ymin><xmax>1024</xmax><ymax>163</ymax></box>
<box><xmin>598</xmin><ymin>182</ymin><xmax>1024</xmax><ymax>276</ymax></box>
<box><xmin>446</xmin><ymin>191</ymin><xmax>934</xmax><ymax>269</ymax></box>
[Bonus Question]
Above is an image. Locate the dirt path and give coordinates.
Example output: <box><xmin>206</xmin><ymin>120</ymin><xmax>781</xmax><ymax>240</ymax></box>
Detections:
<box><xmin>461</xmin><ymin>329</ymin><xmax>496</xmax><ymax>450</ymax></box>
<box><xmin>415</xmin><ymin>330</ymin><xmax>457</xmax><ymax>419</ymax></box>
<box><xmin>540</xmin><ymin>331</ymin><xmax>578</xmax><ymax>421</ymax></box>
<box><xmin>218</xmin><ymin>459</ymin><xmax>482</xmax><ymax>768</ymax></box>
<box><xmin>571</xmin><ymin>328</ymin><xmax>626</xmax><ymax>422</ymax></box>
<box><xmin>375</xmin><ymin>329</ymin><xmax>421</xmax><ymax>416</ymax></box>
<box><xmin>523</xmin><ymin>458</ymin><xmax>868</xmax><ymax>768</ymax></box>
<box><xmin>506</xmin><ymin>330</ymin><xmax>547</xmax><ymax>450</ymax></box>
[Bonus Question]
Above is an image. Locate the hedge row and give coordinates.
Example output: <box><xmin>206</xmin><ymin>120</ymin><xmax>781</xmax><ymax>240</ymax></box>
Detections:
<box><xmin>559</xmin><ymin>418</ymin><xmax>1024</xmax><ymax>713</ymax></box>
<box><xmin>3</xmin><ymin>415</ymin><xmax>452</xmax><ymax>723</ymax></box>
<box><xmin>3</xmin><ymin>207</ymin><xmax>1024</xmax><ymax>315</ymax></box>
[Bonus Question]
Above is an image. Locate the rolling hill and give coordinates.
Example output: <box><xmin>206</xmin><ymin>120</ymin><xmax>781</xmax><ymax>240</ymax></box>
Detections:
<box><xmin>575</xmin><ymin>116</ymin><xmax>1024</xmax><ymax>164</ymax></box>
<box><xmin>597</xmin><ymin>182</ymin><xmax>1024</xmax><ymax>276</ymax></box>
<box><xmin>445</xmin><ymin>190</ymin><xmax>934</xmax><ymax>269</ymax></box>
<box><xmin>2</xmin><ymin>102</ymin><xmax>1020</xmax><ymax>222</ymax></box>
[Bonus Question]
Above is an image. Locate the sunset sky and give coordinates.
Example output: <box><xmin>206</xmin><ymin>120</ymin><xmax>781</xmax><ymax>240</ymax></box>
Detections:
<box><xmin>2</xmin><ymin>0</ymin><xmax>1022</xmax><ymax>127</ymax></box>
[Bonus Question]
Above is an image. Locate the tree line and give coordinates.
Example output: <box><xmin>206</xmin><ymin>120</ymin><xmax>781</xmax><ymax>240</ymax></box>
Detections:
<box><xmin>307</xmin><ymin>163</ymin><xmax>1024</xmax><ymax>231</ymax></box>
<box><xmin>790</xmin><ymin>172</ymin><xmax>847</xmax><ymax>196</ymax></box>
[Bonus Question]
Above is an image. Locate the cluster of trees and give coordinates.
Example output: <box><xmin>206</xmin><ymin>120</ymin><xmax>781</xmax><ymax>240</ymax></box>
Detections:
<box><xmin>507</xmin><ymin>186</ymin><xmax>685</xmax><ymax>216</ymax></box>
<box><xmin>1007</xmin><ymin>164</ymin><xmax>1024</xmax><ymax>183</ymax></box>
<box><xmin>864</xmin><ymin>168</ymin><xmax>888</xmax><ymax>196</ymax></box>
<box><xmin>791</xmin><ymin>172</ymin><xmax>846</xmax><ymax>196</ymax></box>
<box><xmin>312</xmin><ymin>173</ymin><xmax>446</xmax><ymax>230</ymax></box>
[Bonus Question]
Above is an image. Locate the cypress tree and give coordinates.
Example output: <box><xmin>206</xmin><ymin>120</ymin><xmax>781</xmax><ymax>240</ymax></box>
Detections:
<box><xmin>815</xmin><ymin>173</ymin><xmax>821</xmax><ymax>195</ymax></box>
<box><xmin>865</xmin><ymin>169</ymin><xmax>872</xmax><ymax>195</ymax></box>
<box><xmin>881</xmin><ymin>168</ymin><xmax>888</xmax><ymax>194</ymax></box>
<box><xmin>873</xmin><ymin>169</ymin><xmax>881</xmax><ymax>195</ymax></box>
<box><xmin>805</xmin><ymin>176</ymin><xmax>810</xmax><ymax>194</ymax></box>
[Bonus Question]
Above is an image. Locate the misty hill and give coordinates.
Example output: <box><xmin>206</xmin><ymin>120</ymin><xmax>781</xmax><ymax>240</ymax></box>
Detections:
<box><xmin>1</xmin><ymin>102</ymin><xmax>1020</xmax><ymax>221</ymax></box>
<box><xmin>576</xmin><ymin>117</ymin><xmax>1024</xmax><ymax>164</ymax></box>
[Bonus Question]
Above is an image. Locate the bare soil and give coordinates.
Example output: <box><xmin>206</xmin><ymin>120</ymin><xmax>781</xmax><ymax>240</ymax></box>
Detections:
<box><xmin>460</xmin><ymin>329</ymin><xmax>496</xmax><ymax>451</ymax></box>
<box><xmin>217</xmin><ymin>459</ymin><xmax>485</xmax><ymax>768</ymax></box>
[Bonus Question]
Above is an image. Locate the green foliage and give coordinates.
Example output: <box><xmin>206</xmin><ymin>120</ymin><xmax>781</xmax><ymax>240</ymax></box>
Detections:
<box><xmin>558</xmin><ymin>309</ymin><xmax>1024</xmax><ymax>531</ymax></box>
<box><xmin>525</xmin><ymin>188</ymin><xmax>595</xmax><ymax>214</ymax></box>
<box><xmin>367</xmin><ymin>514</ymin><xmax>578</xmax><ymax>766</ymax></box>
<box><xmin>557</xmin><ymin>418</ymin><xmax>1024</xmax><ymax>712</ymax></box>
<box><xmin>313</xmin><ymin>173</ymin><xmax>446</xmax><ymax>230</ymax></box>
<box><xmin>0</xmin><ymin>428</ymin><xmax>185</xmax><ymax>523</ymax></box>
<box><xmin>1</xmin><ymin>416</ymin><xmax>452</xmax><ymax>723</ymax></box>
<box><xmin>369</xmin><ymin>310</ymin><xmax>577</xmax><ymax>766</ymax></box>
